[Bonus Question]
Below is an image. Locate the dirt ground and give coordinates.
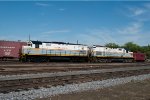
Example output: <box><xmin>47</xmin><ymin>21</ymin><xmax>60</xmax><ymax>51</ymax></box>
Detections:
<box><xmin>40</xmin><ymin>79</ymin><xmax>150</xmax><ymax>100</ymax></box>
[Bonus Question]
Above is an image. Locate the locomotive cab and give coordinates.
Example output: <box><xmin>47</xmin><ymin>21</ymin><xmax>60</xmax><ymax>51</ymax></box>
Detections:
<box><xmin>27</xmin><ymin>41</ymin><xmax>32</xmax><ymax>47</ymax></box>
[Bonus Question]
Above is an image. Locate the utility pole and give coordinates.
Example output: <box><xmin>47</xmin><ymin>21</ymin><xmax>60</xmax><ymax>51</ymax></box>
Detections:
<box><xmin>29</xmin><ymin>34</ymin><xmax>30</xmax><ymax>42</ymax></box>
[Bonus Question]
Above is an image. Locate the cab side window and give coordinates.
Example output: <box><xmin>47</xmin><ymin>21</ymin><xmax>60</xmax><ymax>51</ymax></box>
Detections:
<box><xmin>35</xmin><ymin>44</ymin><xmax>39</xmax><ymax>48</ymax></box>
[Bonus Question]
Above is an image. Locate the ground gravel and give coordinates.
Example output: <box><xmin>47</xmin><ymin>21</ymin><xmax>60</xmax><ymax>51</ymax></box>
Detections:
<box><xmin>0</xmin><ymin>66</ymin><xmax>150</xmax><ymax>81</ymax></box>
<box><xmin>0</xmin><ymin>74</ymin><xmax>150</xmax><ymax>100</ymax></box>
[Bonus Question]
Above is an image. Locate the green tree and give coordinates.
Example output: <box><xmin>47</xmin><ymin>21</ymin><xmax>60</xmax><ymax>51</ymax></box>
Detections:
<box><xmin>123</xmin><ymin>42</ymin><xmax>141</xmax><ymax>52</ymax></box>
<box><xmin>141</xmin><ymin>44</ymin><xmax>150</xmax><ymax>59</ymax></box>
<box><xmin>105</xmin><ymin>43</ymin><xmax>119</xmax><ymax>48</ymax></box>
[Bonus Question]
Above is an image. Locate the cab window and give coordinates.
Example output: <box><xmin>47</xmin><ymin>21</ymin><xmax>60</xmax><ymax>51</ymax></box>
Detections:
<box><xmin>35</xmin><ymin>44</ymin><xmax>39</xmax><ymax>48</ymax></box>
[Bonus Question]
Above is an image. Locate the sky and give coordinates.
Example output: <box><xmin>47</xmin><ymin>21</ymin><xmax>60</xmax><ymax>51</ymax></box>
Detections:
<box><xmin>0</xmin><ymin>1</ymin><xmax>150</xmax><ymax>46</ymax></box>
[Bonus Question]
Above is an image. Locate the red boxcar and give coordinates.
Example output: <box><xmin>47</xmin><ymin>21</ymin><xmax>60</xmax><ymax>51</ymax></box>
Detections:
<box><xmin>0</xmin><ymin>41</ymin><xmax>27</xmax><ymax>60</ymax></box>
<box><xmin>133</xmin><ymin>52</ymin><xmax>146</xmax><ymax>62</ymax></box>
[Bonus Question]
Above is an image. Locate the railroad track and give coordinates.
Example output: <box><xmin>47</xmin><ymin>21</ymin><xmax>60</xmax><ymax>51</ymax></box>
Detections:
<box><xmin>0</xmin><ymin>68</ymin><xmax>150</xmax><ymax>93</ymax></box>
<box><xmin>1</xmin><ymin>62</ymin><xmax>150</xmax><ymax>66</ymax></box>
<box><xmin>1</xmin><ymin>62</ymin><xmax>150</xmax><ymax>75</ymax></box>
<box><xmin>1</xmin><ymin>66</ymin><xmax>150</xmax><ymax>81</ymax></box>
<box><xmin>0</xmin><ymin>62</ymin><xmax>150</xmax><ymax>95</ymax></box>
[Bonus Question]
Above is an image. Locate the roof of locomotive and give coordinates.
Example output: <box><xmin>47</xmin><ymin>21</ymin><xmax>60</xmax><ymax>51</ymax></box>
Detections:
<box><xmin>31</xmin><ymin>41</ymin><xmax>42</xmax><ymax>44</ymax></box>
<box><xmin>30</xmin><ymin>41</ymin><xmax>87</xmax><ymax>46</ymax></box>
<box><xmin>93</xmin><ymin>45</ymin><xmax>104</xmax><ymax>47</ymax></box>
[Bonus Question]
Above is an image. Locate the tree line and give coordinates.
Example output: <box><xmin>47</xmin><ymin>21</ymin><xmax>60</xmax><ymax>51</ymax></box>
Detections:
<box><xmin>105</xmin><ymin>42</ymin><xmax>150</xmax><ymax>59</ymax></box>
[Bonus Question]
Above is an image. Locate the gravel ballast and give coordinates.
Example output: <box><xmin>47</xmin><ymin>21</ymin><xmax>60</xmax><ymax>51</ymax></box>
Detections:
<box><xmin>0</xmin><ymin>66</ymin><xmax>150</xmax><ymax>81</ymax></box>
<box><xmin>0</xmin><ymin>74</ymin><xmax>150</xmax><ymax>100</ymax></box>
